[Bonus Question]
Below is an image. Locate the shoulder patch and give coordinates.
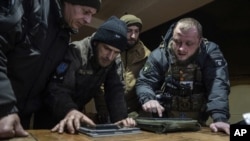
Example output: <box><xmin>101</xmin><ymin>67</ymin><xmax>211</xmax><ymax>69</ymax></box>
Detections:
<box><xmin>56</xmin><ymin>62</ymin><xmax>69</xmax><ymax>74</ymax></box>
<box><xmin>142</xmin><ymin>62</ymin><xmax>151</xmax><ymax>73</ymax></box>
<box><xmin>214</xmin><ymin>58</ymin><xmax>225</xmax><ymax>67</ymax></box>
<box><xmin>52</xmin><ymin>62</ymin><xmax>70</xmax><ymax>83</ymax></box>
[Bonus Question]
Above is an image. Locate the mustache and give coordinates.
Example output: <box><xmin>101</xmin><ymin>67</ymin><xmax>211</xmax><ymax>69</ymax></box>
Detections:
<box><xmin>128</xmin><ymin>39</ymin><xmax>137</xmax><ymax>42</ymax></box>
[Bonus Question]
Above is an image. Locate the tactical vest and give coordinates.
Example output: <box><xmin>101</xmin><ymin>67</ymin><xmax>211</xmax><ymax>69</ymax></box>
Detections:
<box><xmin>167</xmin><ymin>63</ymin><xmax>207</xmax><ymax>119</ymax></box>
<box><xmin>157</xmin><ymin>43</ymin><xmax>207</xmax><ymax>123</ymax></box>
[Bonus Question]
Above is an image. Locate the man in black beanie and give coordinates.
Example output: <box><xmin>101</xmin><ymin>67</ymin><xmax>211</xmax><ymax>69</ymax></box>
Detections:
<box><xmin>94</xmin><ymin>14</ymin><xmax>151</xmax><ymax>123</ymax></box>
<box><xmin>46</xmin><ymin>16</ymin><xmax>136</xmax><ymax>134</ymax></box>
<box><xmin>0</xmin><ymin>0</ymin><xmax>101</xmax><ymax>138</ymax></box>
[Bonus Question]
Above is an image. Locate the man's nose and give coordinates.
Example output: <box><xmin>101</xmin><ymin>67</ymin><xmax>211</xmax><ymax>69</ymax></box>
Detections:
<box><xmin>84</xmin><ymin>15</ymin><xmax>92</xmax><ymax>24</ymax></box>
<box><xmin>131</xmin><ymin>32</ymin><xmax>136</xmax><ymax>38</ymax></box>
<box><xmin>107</xmin><ymin>51</ymin><xmax>115</xmax><ymax>60</ymax></box>
<box><xmin>129</xmin><ymin>31</ymin><xmax>138</xmax><ymax>39</ymax></box>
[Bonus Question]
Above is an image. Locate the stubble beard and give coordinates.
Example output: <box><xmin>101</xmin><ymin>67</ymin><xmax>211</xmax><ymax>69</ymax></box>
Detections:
<box><xmin>176</xmin><ymin>49</ymin><xmax>199</xmax><ymax>66</ymax></box>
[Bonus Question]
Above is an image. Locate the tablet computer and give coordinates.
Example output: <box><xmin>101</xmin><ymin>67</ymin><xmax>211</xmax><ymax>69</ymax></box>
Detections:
<box><xmin>78</xmin><ymin>124</ymin><xmax>141</xmax><ymax>137</ymax></box>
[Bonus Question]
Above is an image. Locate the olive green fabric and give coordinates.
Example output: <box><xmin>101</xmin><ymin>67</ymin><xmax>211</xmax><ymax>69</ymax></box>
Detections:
<box><xmin>120</xmin><ymin>14</ymin><xmax>142</xmax><ymax>30</ymax></box>
<box><xmin>135</xmin><ymin>117</ymin><xmax>201</xmax><ymax>133</ymax></box>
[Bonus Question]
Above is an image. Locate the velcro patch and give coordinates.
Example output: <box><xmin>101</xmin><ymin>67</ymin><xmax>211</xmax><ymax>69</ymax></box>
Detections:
<box><xmin>142</xmin><ymin>62</ymin><xmax>151</xmax><ymax>73</ymax></box>
<box><xmin>214</xmin><ymin>58</ymin><xmax>225</xmax><ymax>67</ymax></box>
<box><xmin>56</xmin><ymin>62</ymin><xmax>69</xmax><ymax>74</ymax></box>
<box><xmin>52</xmin><ymin>62</ymin><xmax>69</xmax><ymax>82</ymax></box>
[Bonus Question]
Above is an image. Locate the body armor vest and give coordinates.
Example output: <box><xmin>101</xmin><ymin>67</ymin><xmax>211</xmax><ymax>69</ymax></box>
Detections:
<box><xmin>157</xmin><ymin>61</ymin><xmax>207</xmax><ymax>122</ymax></box>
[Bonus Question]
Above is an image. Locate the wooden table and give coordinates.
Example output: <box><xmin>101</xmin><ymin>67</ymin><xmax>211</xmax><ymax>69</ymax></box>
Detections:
<box><xmin>8</xmin><ymin>128</ymin><xmax>228</xmax><ymax>141</ymax></box>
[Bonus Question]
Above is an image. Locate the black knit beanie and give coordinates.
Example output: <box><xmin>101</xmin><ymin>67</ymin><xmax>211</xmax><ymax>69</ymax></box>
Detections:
<box><xmin>63</xmin><ymin>0</ymin><xmax>101</xmax><ymax>12</ymax></box>
<box><xmin>91</xmin><ymin>16</ymin><xmax>127</xmax><ymax>52</ymax></box>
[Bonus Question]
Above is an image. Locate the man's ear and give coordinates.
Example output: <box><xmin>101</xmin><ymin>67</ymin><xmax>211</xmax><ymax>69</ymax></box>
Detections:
<box><xmin>198</xmin><ymin>38</ymin><xmax>202</xmax><ymax>46</ymax></box>
<box><xmin>93</xmin><ymin>41</ymin><xmax>98</xmax><ymax>47</ymax></box>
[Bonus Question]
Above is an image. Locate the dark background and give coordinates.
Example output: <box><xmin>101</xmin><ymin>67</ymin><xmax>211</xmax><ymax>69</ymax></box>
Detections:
<box><xmin>140</xmin><ymin>0</ymin><xmax>250</xmax><ymax>78</ymax></box>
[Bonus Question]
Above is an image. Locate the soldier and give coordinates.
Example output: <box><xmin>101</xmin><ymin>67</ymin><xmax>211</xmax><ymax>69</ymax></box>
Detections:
<box><xmin>136</xmin><ymin>17</ymin><xmax>230</xmax><ymax>135</ymax></box>
<box><xmin>47</xmin><ymin>16</ymin><xmax>136</xmax><ymax>134</ymax></box>
<box><xmin>0</xmin><ymin>0</ymin><xmax>101</xmax><ymax>138</ymax></box>
<box><xmin>94</xmin><ymin>14</ymin><xmax>151</xmax><ymax>123</ymax></box>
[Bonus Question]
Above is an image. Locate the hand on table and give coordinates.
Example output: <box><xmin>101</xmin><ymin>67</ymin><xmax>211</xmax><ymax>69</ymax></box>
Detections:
<box><xmin>114</xmin><ymin>117</ymin><xmax>136</xmax><ymax>127</ymax></box>
<box><xmin>51</xmin><ymin>109</ymin><xmax>95</xmax><ymax>134</ymax></box>
<box><xmin>0</xmin><ymin>113</ymin><xmax>28</xmax><ymax>139</ymax></box>
<box><xmin>210</xmin><ymin>121</ymin><xmax>230</xmax><ymax>135</ymax></box>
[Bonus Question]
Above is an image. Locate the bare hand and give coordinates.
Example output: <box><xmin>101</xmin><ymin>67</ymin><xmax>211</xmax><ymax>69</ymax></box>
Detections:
<box><xmin>114</xmin><ymin>117</ymin><xmax>136</xmax><ymax>127</ymax></box>
<box><xmin>51</xmin><ymin>109</ymin><xmax>95</xmax><ymax>134</ymax></box>
<box><xmin>209</xmin><ymin>121</ymin><xmax>230</xmax><ymax>135</ymax></box>
<box><xmin>142</xmin><ymin>100</ymin><xmax>165</xmax><ymax>117</ymax></box>
<box><xmin>0</xmin><ymin>113</ymin><xmax>29</xmax><ymax>139</ymax></box>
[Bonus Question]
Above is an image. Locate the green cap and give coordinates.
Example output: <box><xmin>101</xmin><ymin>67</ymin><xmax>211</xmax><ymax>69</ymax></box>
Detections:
<box><xmin>120</xmin><ymin>14</ymin><xmax>142</xmax><ymax>30</ymax></box>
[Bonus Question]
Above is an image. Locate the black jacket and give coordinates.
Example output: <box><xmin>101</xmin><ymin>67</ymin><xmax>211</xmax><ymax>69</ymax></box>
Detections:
<box><xmin>0</xmin><ymin>0</ymin><xmax>71</xmax><ymax>119</ymax></box>
<box><xmin>47</xmin><ymin>37</ymin><xmax>128</xmax><ymax>123</ymax></box>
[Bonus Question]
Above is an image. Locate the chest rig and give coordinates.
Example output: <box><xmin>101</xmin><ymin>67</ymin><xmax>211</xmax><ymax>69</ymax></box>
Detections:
<box><xmin>156</xmin><ymin>44</ymin><xmax>207</xmax><ymax>120</ymax></box>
